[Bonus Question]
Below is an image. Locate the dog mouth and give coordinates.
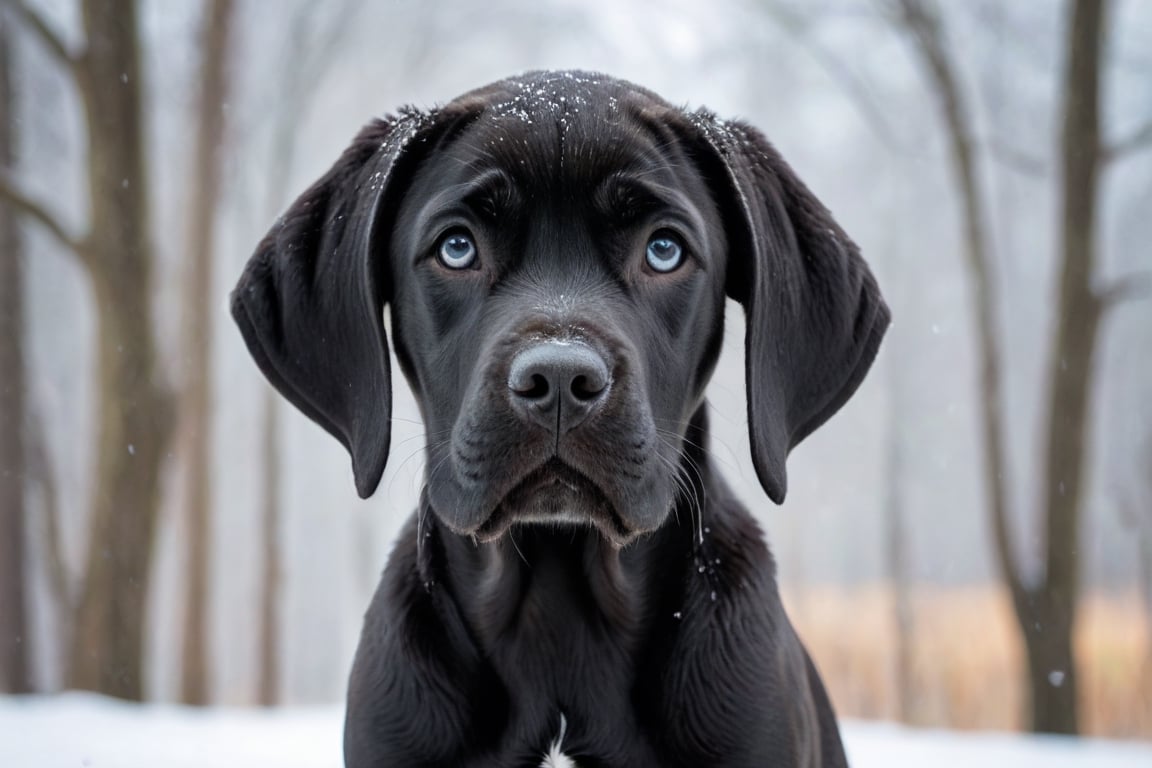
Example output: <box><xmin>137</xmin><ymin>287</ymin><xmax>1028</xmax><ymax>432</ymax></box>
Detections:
<box><xmin>475</xmin><ymin>458</ymin><xmax>634</xmax><ymax>546</ymax></box>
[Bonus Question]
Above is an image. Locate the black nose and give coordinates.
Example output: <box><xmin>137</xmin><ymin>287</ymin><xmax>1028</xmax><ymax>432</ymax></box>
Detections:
<box><xmin>508</xmin><ymin>342</ymin><xmax>611</xmax><ymax>433</ymax></box>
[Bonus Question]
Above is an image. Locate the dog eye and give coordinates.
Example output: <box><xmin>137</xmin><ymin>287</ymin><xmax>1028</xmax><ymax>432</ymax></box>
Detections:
<box><xmin>645</xmin><ymin>233</ymin><xmax>684</xmax><ymax>273</ymax></box>
<box><xmin>437</xmin><ymin>232</ymin><xmax>478</xmax><ymax>269</ymax></box>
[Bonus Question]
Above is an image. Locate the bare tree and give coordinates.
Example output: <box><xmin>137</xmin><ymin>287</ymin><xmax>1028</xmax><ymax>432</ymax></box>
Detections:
<box><xmin>0</xmin><ymin>0</ymin><xmax>175</xmax><ymax>700</ymax></box>
<box><xmin>0</xmin><ymin>10</ymin><xmax>30</xmax><ymax>695</ymax></box>
<box><xmin>177</xmin><ymin>0</ymin><xmax>235</xmax><ymax>707</ymax></box>
<box><xmin>890</xmin><ymin>0</ymin><xmax>1151</xmax><ymax>733</ymax></box>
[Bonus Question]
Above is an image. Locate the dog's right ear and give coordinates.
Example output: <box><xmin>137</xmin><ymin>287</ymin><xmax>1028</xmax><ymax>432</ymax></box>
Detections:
<box><xmin>231</xmin><ymin>110</ymin><xmax>438</xmax><ymax>499</ymax></box>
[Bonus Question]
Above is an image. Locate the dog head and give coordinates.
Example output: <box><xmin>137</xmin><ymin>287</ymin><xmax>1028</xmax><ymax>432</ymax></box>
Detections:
<box><xmin>232</xmin><ymin>71</ymin><xmax>889</xmax><ymax>547</ymax></box>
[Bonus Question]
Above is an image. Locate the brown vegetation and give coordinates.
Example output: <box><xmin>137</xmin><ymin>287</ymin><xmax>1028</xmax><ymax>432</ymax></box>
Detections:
<box><xmin>786</xmin><ymin>585</ymin><xmax>1152</xmax><ymax>738</ymax></box>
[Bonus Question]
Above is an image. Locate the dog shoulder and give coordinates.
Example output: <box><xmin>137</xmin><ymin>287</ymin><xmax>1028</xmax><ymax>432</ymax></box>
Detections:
<box><xmin>345</xmin><ymin>517</ymin><xmax>480</xmax><ymax>765</ymax></box>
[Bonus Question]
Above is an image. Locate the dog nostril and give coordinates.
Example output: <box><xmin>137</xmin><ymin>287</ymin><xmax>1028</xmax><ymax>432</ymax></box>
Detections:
<box><xmin>517</xmin><ymin>373</ymin><xmax>551</xmax><ymax>400</ymax></box>
<box><xmin>570</xmin><ymin>374</ymin><xmax>606</xmax><ymax>402</ymax></box>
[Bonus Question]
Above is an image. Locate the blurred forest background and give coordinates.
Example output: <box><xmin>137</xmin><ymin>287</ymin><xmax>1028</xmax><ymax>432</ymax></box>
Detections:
<box><xmin>0</xmin><ymin>0</ymin><xmax>1150</xmax><ymax>743</ymax></box>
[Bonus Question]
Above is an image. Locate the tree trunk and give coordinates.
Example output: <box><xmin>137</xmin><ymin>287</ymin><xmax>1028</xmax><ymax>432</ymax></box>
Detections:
<box><xmin>67</xmin><ymin>0</ymin><xmax>174</xmax><ymax>701</ymax></box>
<box><xmin>894</xmin><ymin>0</ymin><xmax>1116</xmax><ymax>733</ymax></box>
<box><xmin>891</xmin><ymin>0</ymin><xmax>1028</xmax><ymax>716</ymax></box>
<box><xmin>257</xmin><ymin>391</ymin><xmax>282</xmax><ymax>706</ymax></box>
<box><xmin>1026</xmin><ymin>0</ymin><xmax>1109</xmax><ymax>734</ymax></box>
<box><xmin>178</xmin><ymin>0</ymin><xmax>234</xmax><ymax>707</ymax></box>
<box><xmin>890</xmin><ymin>0</ymin><xmax>1114</xmax><ymax>734</ymax></box>
<box><xmin>0</xmin><ymin>15</ymin><xmax>31</xmax><ymax>695</ymax></box>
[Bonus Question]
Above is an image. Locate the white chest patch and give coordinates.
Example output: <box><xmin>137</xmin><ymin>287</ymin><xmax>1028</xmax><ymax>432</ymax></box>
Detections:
<box><xmin>539</xmin><ymin>713</ymin><xmax>578</xmax><ymax>768</ymax></box>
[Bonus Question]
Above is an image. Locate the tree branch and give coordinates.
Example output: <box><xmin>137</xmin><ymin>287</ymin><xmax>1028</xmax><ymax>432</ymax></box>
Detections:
<box><xmin>760</xmin><ymin>0</ymin><xmax>902</xmax><ymax>151</ymax></box>
<box><xmin>1097</xmin><ymin>272</ymin><xmax>1152</xmax><ymax>309</ymax></box>
<box><xmin>2</xmin><ymin>0</ymin><xmax>79</xmax><ymax>72</ymax></box>
<box><xmin>0</xmin><ymin>173</ymin><xmax>86</xmax><ymax>259</ymax></box>
<box><xmin>1103</xmin><ymin>120</ymin><xmax>1152</xmax><ymax>164</ymax></box>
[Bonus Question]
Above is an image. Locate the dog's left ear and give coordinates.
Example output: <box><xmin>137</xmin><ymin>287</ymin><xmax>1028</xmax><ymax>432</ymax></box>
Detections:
<box><xmin>231</xmin><ymin>109</ymin><xmax>439</xmax><ymax>499</ymax></box>
<box><xmin>691</xmin><ymin>114</ymin><xmax>890</xmax><ymax>504</ymax></box>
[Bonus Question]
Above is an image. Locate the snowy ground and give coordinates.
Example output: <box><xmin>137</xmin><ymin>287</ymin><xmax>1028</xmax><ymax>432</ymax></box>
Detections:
<box><xmin>1</xmin><ymin>694</ymin><xmax>1150</xmax><ymax>767</ymax></box>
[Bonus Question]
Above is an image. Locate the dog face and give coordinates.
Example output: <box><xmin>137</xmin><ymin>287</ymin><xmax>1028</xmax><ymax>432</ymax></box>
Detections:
<box><xmin>385</xmin><ymin>84</ymin><xmax>728</xmax><ymax>545</ymax></box>
<box><xmin>232</xmin><ymin>71</ymin><xmax>888</xmax><ymax>546</ymax></box>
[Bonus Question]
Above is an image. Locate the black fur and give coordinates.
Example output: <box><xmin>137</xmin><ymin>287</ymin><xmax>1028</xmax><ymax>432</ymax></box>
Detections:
<box><xmin>232</xmin><ymin>71</ymin><xmax>889</xmax><ymax>767</ymax></box>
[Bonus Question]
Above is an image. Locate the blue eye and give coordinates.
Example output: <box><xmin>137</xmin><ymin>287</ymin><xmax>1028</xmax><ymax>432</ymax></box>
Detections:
<box><xmin>645</xmin><ymin>233</ymin><xmax>684</xmax><ymax>273</ymax></box>
<box><xmin>437</xmin><ymin>232</ymin><xmax>477</xmax><ymax>269</ymax></box>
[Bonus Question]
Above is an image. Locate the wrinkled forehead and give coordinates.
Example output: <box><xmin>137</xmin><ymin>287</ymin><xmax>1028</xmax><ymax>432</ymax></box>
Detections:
<box><xmin>432</xmin><ymin>72</ymin><xmax>693</xmax><ymax>196</ymax></box>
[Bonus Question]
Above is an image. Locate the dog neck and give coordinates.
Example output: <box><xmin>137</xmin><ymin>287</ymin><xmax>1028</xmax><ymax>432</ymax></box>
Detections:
<box><xmin>437</xmin><ymin>522</ymin><xmax>665</xmax><ymax>648</ymax></box>
<box><xmin>417</xmin><ymin>408</ymin><xmax>712</xmax><ymax>700</ymax></box>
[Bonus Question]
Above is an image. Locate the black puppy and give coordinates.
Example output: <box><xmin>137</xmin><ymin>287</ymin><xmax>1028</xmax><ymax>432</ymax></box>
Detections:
<box><xmin>233</xmin><ymin>71</ymin><xmax>888</xmax><ymax>767</ymax></box>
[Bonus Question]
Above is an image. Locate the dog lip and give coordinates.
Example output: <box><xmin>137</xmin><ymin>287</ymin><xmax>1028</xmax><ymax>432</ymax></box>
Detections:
<box><xmin>474</xmin><ymin>458</ymin><xmax>634</xmax><ymax>545</ymax></box>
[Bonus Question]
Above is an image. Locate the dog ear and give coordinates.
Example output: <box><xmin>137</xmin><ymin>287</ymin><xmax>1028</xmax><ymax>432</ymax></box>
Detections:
<box><xmin>692</xmin><ymin>114</ymin><xmax>890</xmax><ymax>504</ymax></box>
<box><xmin>231</xmin><ymin>110</ymin><xmax>435</xmax><ymax>499</ymax></box>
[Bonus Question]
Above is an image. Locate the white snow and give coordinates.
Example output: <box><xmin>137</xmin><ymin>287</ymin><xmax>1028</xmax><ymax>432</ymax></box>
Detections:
<box><xmin>842</xmin><ymin>720</ymin><xmax>1151</xmax><ymax>768</ymax></box>
<box><xmin>1</xmin><ymin>694</ymin><xmax>1149</xmax><ymax>768</ymax></box>
<box><xmin>0</xmin><ymin>694</ymin><xmax>342</xmax><ymax>768</ymax></box>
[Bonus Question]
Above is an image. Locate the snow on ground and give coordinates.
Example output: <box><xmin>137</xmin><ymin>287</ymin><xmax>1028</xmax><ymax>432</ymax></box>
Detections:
<box><xmin>843</xmin><ymin>719</ymin><xmax>1150</xmax><ymax>767</ymax></box>
<box><xmin>1</xmin><ymin>693</ymin><xmax>1150</xmax><ymax>767</ymax></box>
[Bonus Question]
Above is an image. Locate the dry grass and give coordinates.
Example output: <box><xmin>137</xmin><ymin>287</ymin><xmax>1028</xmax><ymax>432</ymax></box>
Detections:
<box><xmin>782</xmin><ymin>585</ymin><xmax>1152</xmax><ymax>739</ymax></box>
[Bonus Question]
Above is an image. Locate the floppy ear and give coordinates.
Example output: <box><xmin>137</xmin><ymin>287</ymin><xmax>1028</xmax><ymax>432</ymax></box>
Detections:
<box><xmin>231</xmin><ymin>109</ymin><xmax>435</xmax><ymax>499</ymax></box>
<box><xmin>694</xmin><ymin>114</ymin><xmax>890</xmax><ymax>504</ymax></box>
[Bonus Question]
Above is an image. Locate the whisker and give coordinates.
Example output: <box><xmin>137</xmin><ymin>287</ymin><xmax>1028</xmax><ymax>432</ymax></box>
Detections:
<box><xmin>655</xmin><ymin>431</ymin><xmax>707</xmax><ymax>546</ymax></box>
<box><xmin>386</xmin><ymin>415</ymin><xmax>428</xmax><ymax>427</ymax></box>
<box><xmin>654</xmin><ymin>446</ymin><xmax>700</xmax><ymax>545</ymax></box>
<box><xmin>386</xmin><ymin>435</ymin><xmax>453</xmax><ymax>499</ymax></box>
<box><xmin>652</xmin><ymin>452</ymin><xmax>680</xmax><ymax>515</ymax></box>
<box><xmin>508</xmin><ymin>528</ymin><xmax>528</xmax><ymax>565</ymax></box>
<box><xmin>416</xmin><ymin>496</ymin><xmax>429</xmax><ymax>566</ymax></box>
<box><xmin>677</xmin><ymin>450</ymin><xmax>708</xmax><ymax>547</ymax></box>
<box><xmin>651</xmin><ymin>421</ymin><xmax>740</xmax><ymax>476</ymax></box>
